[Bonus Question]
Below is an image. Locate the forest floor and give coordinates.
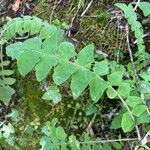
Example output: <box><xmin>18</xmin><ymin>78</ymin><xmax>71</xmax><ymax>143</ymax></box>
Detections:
<box><xmin>0</xmin><ymin>0</ymin><xmax>150</xmax><ymax>149</ymax></box>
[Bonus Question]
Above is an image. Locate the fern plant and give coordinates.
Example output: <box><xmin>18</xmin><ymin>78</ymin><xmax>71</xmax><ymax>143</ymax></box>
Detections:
<box><xmin>115</xmin><ymin>2</ymin><xmax>150</xmax><ymax>60</ymax></box>
<box><xmin>0</xmin><ymin>16</ymin><xmax>64</xmax><ymax>105</ymax></box>
<box><xmin>0</xmin><ymin>14</ymin><xmax>149</xmax><ymax>138</ymax></box>
<box><xmin>40</xmin><ymin>118</ymin><xmax>122</xmax><ymax>150</ymax></box>
<box><xmin>0</xmin><ymin>55</ymin><xmax>15</xmax><ymax>106</ymax></box>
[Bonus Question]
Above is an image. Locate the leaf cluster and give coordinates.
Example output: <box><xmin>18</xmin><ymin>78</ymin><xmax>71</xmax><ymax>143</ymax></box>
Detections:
<box><xmin>40</xmin><ymin>118</ymin><xmax>123</xmax><ymax>150</ymax></box>
<box><xmin>2</xmin><ymin>15</ymin><xmax>149</xmax><ymax>134</ymax></box>
<box><xmin>115</xmin><ymin>2</ymin><xmax>150</xmax><ymax>60</ymax></box>
<box><xmin>0</xmin><ymin>4</ymin><xmax>150</xmax><ymax>148</ymax></box>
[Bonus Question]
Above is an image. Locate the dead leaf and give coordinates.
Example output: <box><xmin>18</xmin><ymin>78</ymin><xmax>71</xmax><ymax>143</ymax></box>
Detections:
<box><xmin>12</xmin><ymin>0</ymin><xmax>21</xmax><ymax>12</ymax></box>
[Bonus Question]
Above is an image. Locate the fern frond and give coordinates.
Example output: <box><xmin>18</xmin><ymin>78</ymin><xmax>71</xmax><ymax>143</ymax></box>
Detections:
<box><xmin>0</xmin><ymin>16</ymin><xmax>64</xmax><ymax>105</ymax></box>
<box><xmin>138</xmin><ymin>2</ymin><xmax>150</xmax><ymax>17</ymax></box>
<box><xmin>0</xmin><ymin>57</ymin><xmax>15</xmax><ymax>106</ymax></box>
<box><xmin>6</xmin><ymin>37</ymin><xmax>108</xmax><ymax>102</ymax></box>
<box><xmin>0</xmin><ymin>16</ymin><xmax>64</xmax><ymax>44</ymax></box>
<box><xmin>115</xmin><ymin>3</ymin><xmax>146</xmax><ymax>59</ymax></box>
<box><xmin>3</xmin><ymin>16</ymin><xmax>149</xmax><ymax>133</ymax></box>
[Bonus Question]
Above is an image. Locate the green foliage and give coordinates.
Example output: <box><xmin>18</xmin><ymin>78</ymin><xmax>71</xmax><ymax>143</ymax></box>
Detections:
<box><xmin>1</xmin><ymin>15</ymin><xmax>149</xmax><ymax>134</ymax></box>
<box><xmin>0</xmin><ymin>123</ymin><xmax>15</xmax><ymax>146</ymax></box>
<box><xmin>0</xmin><ymin>16</ymin><xmax>64</xmax><ymax>106</ymax></box>
<box><xmin>0</xmin><ymin>4</ymin><xmax>150</xmax><ymax>148</ymax></box>
<box><xmin>115</xmin><ymin>2</ymin><xmax>150</xmax><ymax>59</ymax></box>
<box><xmin>0</xmin><ymin>58</ymin><xmax>15</xmax><ymax>106</ymax></box>
<box><xmin>42</xmin><ymin>86</ymin><xmax>62</xmax><ymax>104</ymax></box>
<box><xmin>138</xmin><ymin>2</ymin><xmax>150</xmax><ymax>17</ymax></box>
<box><xmin>40</xmin><ymin>118</ymin><xmax>122</xmax><ymax>150</ymax></box>
<box><xmin>5</xmin><ymin>30</ymin><xmax>108</xmax><ymax>102</ymax></box>
<box><xmin>121</xmin><ymin>112</ymin><xmax>134</xmax><ymax>133</ymax></box>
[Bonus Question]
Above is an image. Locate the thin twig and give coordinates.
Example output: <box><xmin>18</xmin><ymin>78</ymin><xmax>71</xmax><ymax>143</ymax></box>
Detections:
<box><xmin>49</xmin><ymin>0</ymin><xmax>57</xmax><ymax>23</ymax></box>
<box><xmin>80</xmin><ymin>0</ymin><xmax>94</xmax><ymax>17</ymax></box>
<box><xmin>0</xmin><ymin>46</ymin><xmax>4</xmax><ymax>79</ymax></box>
<box><xmin>49</xmin><ymin>0</ymin><xmax>63</xmax><ymax>23</ymax></box>
<box><xmin>125</xmin><ymin>24</ymin><xmax>139</xmax><ymax>82</ymax></box>
<box><xmin>133</xmin><ymin>0</ymin><xmax>141</xmax><ymax>11</ymax></box>
<box><xmin>86</xmin><ymin>113</ymin><xmax>97</xmax><ymax>135</ymax></box>
<box><xmin>79</xmin><ymin>138</ymin><xmax>138</xmax><ymax>144</ymax></box>
<box><xmin>126</xmin><ymin>23</ymin><xmax>150</xmax><ymax>125</ymax></box>
<box><xmin>125</xmin><ymin>24</ymin><xmax>142</xmax><ymax>141</ymax></box>
<box><xmin>110</xmin><ymin>86</ymin><xmax>141</xmax><ymax>141</ymax></box>
<box><xmin>68</xmin><ymin>14</ymin><xmax>77</xmax><ymax>37</ymax></box>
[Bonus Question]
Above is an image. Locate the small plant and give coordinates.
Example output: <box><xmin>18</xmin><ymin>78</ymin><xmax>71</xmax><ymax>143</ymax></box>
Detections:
<box><xmin>0</xmin><ymin>1</ymin><xmax>150</xmax><ymax>149</ymax></box>
<box><xmin>0</xmin><ymin>57</ymin><xmax>15</xmax><ymax>106</ymax></box>
<box><xmin>40</xmin><ymin>118</ymin><xmax>122</xmax><ymax>150</ymax></box>
<box><xmin>115</xmin><ymin>2</ymin><xmax>150</xmax><ymax>60</ymax></box>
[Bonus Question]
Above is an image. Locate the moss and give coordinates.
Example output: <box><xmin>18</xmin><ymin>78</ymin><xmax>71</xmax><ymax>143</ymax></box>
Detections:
<box><xmin>32</xmin><ymin>0</ymin><xmax>126</xmax><ymax>58</ymax></box>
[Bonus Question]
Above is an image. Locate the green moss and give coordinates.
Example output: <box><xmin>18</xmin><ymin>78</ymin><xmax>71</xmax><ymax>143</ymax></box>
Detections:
<box><xmin>32</xmin><ymin>0</ymin><xmax>126</xmax><ymax>58</ymax></box>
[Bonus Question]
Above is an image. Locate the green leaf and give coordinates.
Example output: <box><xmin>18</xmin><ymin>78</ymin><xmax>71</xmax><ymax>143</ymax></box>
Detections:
<box><xmin>42</xmin><ymin>35</ymin><xmax>59</xmax><ymax>55</ymax></box>
<box><xmin>6</xmin><ymin>42</ymin><xmax>25</xmax><ymax>59</ymax></box>
<box><xmin>138</xmin><ymin>2</ymin><xmax>150</xmax><ymax>17</ymax></box>
<box><xmin>140</xmin><ymin>72</ymin><xmax>150</xmax><ymax>82</ymax></box>
<box><xmin>93</xmin><ymin>59</ymin><xmax>109</xmax><ymax>76</ymax></box>
<box><xmin>5</xmin><ymin>22</ymin><xmax>16</xmax><ymax>39</ymax></box>
<box><xmin>36</xmin><ymin>57</ymin><xmax>58</xmax><ymax>81</ymax></box>
<box><xmin>126</xmin><ymin>96</ymin><xmax>142</xmax><ymax>108</ymax></box>
<box><xmin>89</xmin><ymin>76</ymin><xmax>107</xmax><ymax>102</ymax></box>
<box><xmin>137</xmin><ymin>148</ymin><xmax>145</xmax><ymax>150</ymax></box>
<box><xmin>40</xmin><ymin>136</ymin><xmax>52</xmax><ymax>150</ymax></box>
<box><xmin>13</xmin><ymin>18</ymin><xmax>23</xmax><ymax>34</ymax></box>
<box><xmin>42</xmin><ymin>86</ymin><xmax>62</xmax><ymax>104</ymax></box>
<box><xmin>106</xmin><ymin>87</ymin><xmax>117</xmax><ymax>99</ymax></box>
<box><xmin>117</xmin><ymin>83</ymin><xmax>131</xmax><ymax>97</ymax></box>
<box><xmin>102</xmin><ymin>144</ymin><xmax>112</xmax><ymax>150</ymax></box>
<box><xmin>132</xmin><ymin>104</ymin><xmax>147</xmax><ymax>117</ymax></box>
<box><xmin>112</xmin><ymin>142</ymin><xmax>122</xmax><ymax>150</ymax></box>
<box><xmin>111</xmin><ymin>114</ymin><xmax>122</xmax><ymax>129</ymax></box>
<box><xmin>17</xmin><ymin>51</ymin><xmax>40</xmax><ymax>76</ymax></box>
<box><xmin>76</xmin><ymin>44</ymin><xmax>94</xmax><ymax>67</ymax></box>
<box><xmin>30</xmin><ymin>16</ymin><xmax>43</xmax><ymax>35</ymax></box>
<box><xmin>53</xmin><ymin>62</ymin><xmax>77</xmax><ymax>85</ymax></box>
<box><xmin>71</xmin><ymin>69</ymin><xmax>93</xmax><ymax>99</ymax></box>
<box><xmin>0</xmin><ymin>86</ymin><xmax>15</xmax><ymax>106</ymax></box>
<box><xmin>6</xmin><ymin>37</ymin><xmax>42</xmax><ymax>76</ymax></box>
<box><xmin>0</xmin><ymin>70</ymin><xmax>14</xmax><ymax>76</ymax></box>
<box><xmin>69</xmin><ymin>135</ymin><xmax>80</xmax><ymax>150</ymax></box>
<box><xmin>121</xmin><ymin>112</ymin><xmax>134</xmax><ymax>133</ymax></box>
<box><xmin>40</xmin><ymin>23</ymin><xmax>58</xmax><ymax>39</ymax></box>
<box><xmin>115</xmin><ymin>3</ymin><xmax>128</xmax><ymax>13</ymax></box>
<box><xmin>136</xmin><ymin>111</ymin><xmax>150</xmax><ymax>124</ymax></box>
<box><xmin>23</xmin><ymin>36</ymin><xmax>42</xmax><ymax>50</ymax></box>
<box><xmin>58</xmin><ymin>42</ymin><xmax>76</xmax><ymax>60</ymax></box>
<box><xmin>23</xmin><ymin>16</ymin><xmax>32</xmax><ymax>33</ymax></box>
<box><xmin>0</xmin><ymin>61</ymin><xmax>10</xmax><ymax>66</ymax></box>
<box><xmin>108</xmin><ymin>71</ymin><xmax>123</xmax><ymax>86</ymax></box>
<box><xmin>55</xmin><ymin>127</ymin><xmax>67</xmax><ymax>140</ymax></box>
<box><xmin>140</xmin><ymin>81</ymin><xmax>150</xmax><ymax>94</ymax></box>
<box><xmin>0</xmin><ymin>77</ymin><xmax>16</xmax><ymax>86</ymax></box>
<box><xmin>35</xmin><ymin>34</ymin><xmax>60</xmax><ymax>81</ymax></box>
<box><xmin>85</xmin><ymin>104</ymin><xmax>97</xmax><ymax>116</ymax></box>
<box><xmin>7</xmin><ymin>109</ymin><xmax>20</xmax><ymax>122</ymax></box>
